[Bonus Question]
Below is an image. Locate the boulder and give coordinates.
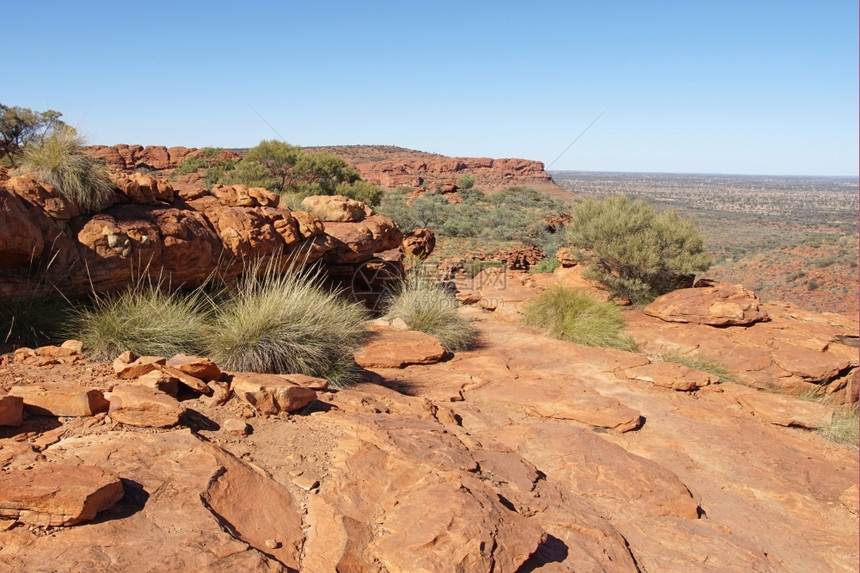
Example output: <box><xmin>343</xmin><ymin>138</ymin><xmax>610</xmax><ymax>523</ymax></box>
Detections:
<box><xmin>401</xmin><ymin>227</ymin><xmax>436</xmax><ymax>258</ymax></box>
<box><xmin>555</xmin><ymin>247</ymin><xmax>578</xmax><ymax>267</ymax></box>
<box><xmin>0</xmin><ymin>464</ymin><xmax>124</xmax><ymax>526</ymax></box>
<box><xmin>132</xmin><ymin>370</ymin><xmax>179</xmax><ymax>397</ymax></box>
<box><xmin>300</xmin><ymin>195</ymin><xmax>372</xmax><ymax>222</ymax></box>
<box><xmin>0</xmin><ymin>187</ymin><xmax>47</xmax><ymax>267</ymax></box>
<box><xmin>230</xmin><ymin>372</ymin><xmax>318</xmax><ymax>416</ymax></box>
<box><xmin>644</xmin><ymin>283</ymin><xmax>769</xmax><ymax>326</ymax></box>
<box><xmin>9</xmin><ymin>385</ymin><xmax>109</xmax><ymax>417</ymax></box>
<box><xmin>108</xmin><ymin>385</ymin><xmax>186</xmax><ymax>428</ymax></box>
<box><xmin>354</xmin><ymin>330</ymin><xmax>447</xmax><ymax>368</ymax></box>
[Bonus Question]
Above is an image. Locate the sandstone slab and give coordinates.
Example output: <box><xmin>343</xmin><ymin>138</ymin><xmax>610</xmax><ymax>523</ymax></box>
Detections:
<box><xmin>230</xmin><ymin>372</ymin><xmax>318</xmax><ymax>416</ymax></box>
<box><xmin>625</xmin><ymin>361</ymin><xmax>719</xmax><ymax>391</ymax></box>
<box><xmin>644</xmin><ymin>283</ymin><xmax>769</xmax><ymax>326</ymax></box>
<box><xmin>166</xmin><ymin>353</ymin><xmax>222</xmax><ymax>382</ymax></box>
<box><xmin>0</xmin><ymin>464</ymin><xmax>123</xmax><ymax>526</ymax></box>
<box><xmin>113</xmin><ymin>352</ymin><xmax>166</xmax><ymax>379</ymax></box>
<box><xmin>354</xmin><ymin>329</ymin><xmax>447</xmax><ymax>368</ymax></box>
<box><xmin>723</xmin><ymin>384</ymin><xmax>835</xmax><ymax>429</ymax></box>
<box><xmin>158</xmin><ymin>364</ymin><xmax>213</xmax><ymax>395</ymax></box>
<box><xmin>300</xmin><ymin>194</ymin><xmax>371</xmax><ymax>222</ymax></box>
<box><xmin>9</xmin><ymin>385</ymin><xmax>109</xmax><ymax>417</ymax></box>
<box><xmin>109</xmin><ymin>385</ymin><xmax>186</xmax><ymax>428</ymax></box>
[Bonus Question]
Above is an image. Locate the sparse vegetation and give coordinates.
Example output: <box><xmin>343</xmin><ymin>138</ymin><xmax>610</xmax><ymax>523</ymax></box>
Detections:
<box><xmin>661</xmin><ymin>353</ymin><xmax>737</xmax><ymax>382</ymax></box>
<box><xmin>566</xmin><ymin>195</ymin><xmax>711</xmax><ymax>304</ymax></box>
<box><xmin>820</xmin><ymin>408</ymin><xmax>859</xmax><ymax>447</ymax></box>
<box><xmin>383</xmin><ymin>271</ymin><xmax>476</xmax><ymax>352</ymax></box>
<box><xmin>521</xmin><ymin>286</ymin><xmax>637</xmax><ymax>351</ymax></box>
<box><xmin>203</xmin><ymin>260</ymin><xmax>368</xmax><ymax>387</ymax></box>
<box><xmin>1</xmin><ymin>295</ymin><xmax>71</xmax><ymax>347</ymax></box>
<box><xmin>71</xmin><ymin>281</ymin><xmax>210</xmax><ymax>361</ymax></box>
<box><xmin>530</xmin><ymin>257</ymin><xmax>560</xmax><ymax>274</ymax></box>
<box><xmin>0</xmin><ymin>104</ymin><xmax>64</xmax><ymax>166</ymax></box>
<box><xmin>20</xmin><ymin>126</ymin><xmax>115</xmax><ymax>214</ymax></box>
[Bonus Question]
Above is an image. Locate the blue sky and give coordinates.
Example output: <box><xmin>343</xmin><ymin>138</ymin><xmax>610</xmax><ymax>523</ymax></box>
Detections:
<box><xmin>6</xmin><ymin>1</ymin><xmax>857</xmax><ymax>175</ymax></box>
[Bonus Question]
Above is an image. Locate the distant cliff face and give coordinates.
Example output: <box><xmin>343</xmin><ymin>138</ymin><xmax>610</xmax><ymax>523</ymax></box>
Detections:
<box><xmin>305</xmin><ymin>145</ymin><xmax>564</xmax><ymax>195</ymax></box>
<box><xmin>85</xmin><ymin>144</ymin><xmax>566</xmax><ymax>197</ymax></box>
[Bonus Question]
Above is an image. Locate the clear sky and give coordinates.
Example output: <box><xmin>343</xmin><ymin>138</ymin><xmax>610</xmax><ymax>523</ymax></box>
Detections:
<box><xmin>5</xmin><ymin>1</ymin><xmax>857</xmax><ymax>176</ymax></box>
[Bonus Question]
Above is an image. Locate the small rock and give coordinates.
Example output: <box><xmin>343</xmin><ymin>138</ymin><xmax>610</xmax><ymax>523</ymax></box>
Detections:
<box><xmin>158</xmin><ymin>365</ymin><xmax>213</xmax><ymax>396</ymax></box>
<box><xmin>293</xmin><ymin>476</ymin><xmax>320</xmax><ymax>491</ymax></box>
<box><xmin>264</xmin><ymin>539</ymin><xmax>281</xmax><ymax>549</ymax></box>
<box><xmin>113</xmin><ymin>353</ymin><xmax>166</xmax><ymax>379</ymax></box>
<box><xmin>61</xmin><ymin>339</ymin><xmax>84</xmax><ymax>354</ymax></box>
<box><xmin>133</xmin><ymin>370</ymin><xmax>179</xmax><ymax>397</ymax></box>
<box><xmin>167</xmin><ymin>354</ymin><xmax>222</xmax><ymax>382</ymax></box>
<box><xmin>201</xmin><ymin>381</ymin><xmax>231</xmax><ymax>406</ymax></box>
<box><xmin>354</xmin><ymin>330</ymin><xmax>446</xmax><ymax>368</ymax></box>
<box><xmin>230</xmin><ymin>372</ymin><xmax>318</xmax><ymax>417</ymax></box>
<box><xmin>625</xmin><ymin>361</ymin><xmax>718</xmax><ymax>391</ymax></box>
<box><xmin>223</xmin><ymin>418</ymin><xmax>250</xmax><ymax>436</ymax></box>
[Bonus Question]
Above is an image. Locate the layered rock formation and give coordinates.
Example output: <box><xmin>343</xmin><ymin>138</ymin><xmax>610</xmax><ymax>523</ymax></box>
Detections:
<box><xmin>0</xmin><ymin>172</ymin><xmax>402</xmax><ymax>299</ymax></box>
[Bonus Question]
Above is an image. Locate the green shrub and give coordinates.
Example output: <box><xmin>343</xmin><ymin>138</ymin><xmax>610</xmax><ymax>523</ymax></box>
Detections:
<box><xmin>1</xmin><ymin>295</ymin><xmax>70</xmax><ymax>347</ymax></box>
<box><xmin>203</xmin><ymin>260</ymin><xmax>368</xmax><ymax>387</ymax></box>
<box><xmin>21</xmin><ymin>126</ymin><xmax>115</xmax><ymax>214</ymax></box>
<box><xmin>530</xmin><ymin>257</ymin><xmax>560</xmax><ymax>274</ymax></box>
<box><xmin>661</xmin><ymin>353</ymin><xmax>736</xmax><ymax>382</ymax></box>
<box><xmin>521</xmin><ymin>286</ymin><xmax>637</xmax><ymax>351</ymax></box>
<box><xmin>71</xmin><ymin>281</ymin><xmax>210</xmax><ymax>361</ymax></box>
<box><xmin>336</xmin><ymin>179</ymin><xmax>384</xmax><ymax>206</ymax></box>
<box><xmin>383</xmin><ymin>274</ymin><xmax>475</xmax><ymax>352</ymax></box>
<box><xmin>456</xmin><ymin>174</ymin><xmax>475</xmax><ymax>189</ymax></box>
<box><xmin>567</xmin><ymin>195</ymin><xmax>711</xmax><ymax>304</ymax></box>
<box><xmin>239</xmin><ymin>140</ymin><xmax>302</xmax><ymax>191</ymax></box>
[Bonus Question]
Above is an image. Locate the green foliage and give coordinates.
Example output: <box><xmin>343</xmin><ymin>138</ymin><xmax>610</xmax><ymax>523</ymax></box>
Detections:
<box><xmin>377</xmin><ymin>186</ymin><xmax>566</xmax><ymax>243</ymax></box>
<box><xmin>173</xmin><ymin>147</ymin><xmax>241</xmax><ymax>187</ymax></box>
<box><xmin>1</xmin><ymin>295</ymin><xmax>71</xmax><ymax>347</ymax></box>
<box><xmin>290</xmin><ymin>152</ymin><xmax>361</xmax><ymax>197</ymax></box>
<box><xmin>567</xmin><ymin>195</ymin><xmax>711</xmax><ymax>304</ymax></box>
<box><xmin>241</xmin><ymin>140</ymin><xmax>302</xmax><ymax>191</ymax></box>
<box><xmin>203</xmin><ymin>260</ymin><xmax>368</xmax><ymax>388</ymax></box>
<box><xmin>20</xmin><ymin>126</ymin><xmax>115</xmax><ymax>214</ymax></box>
<box><xmin>661</xmin><ymin>353</ymin><xmax>737</xmax><ymax>382</ymax></box>
<box><xmin>521</xmin><ymin>286</ymin><xmax>638</xmax><ymax>351</ymax></box>
<box><xmin>456</xmin><ymin>174</ymin><xmax>475</xmax><ymax>189</ymax></box>
<box><xmin>0</xmin><ymin>104</ymin><xmax>64</xmax><ymax>166</ymax></box>
<box><xmin>71</xmin><ymin>282</ymin><xmax>210</xmax><ymax>361</ymax></box>
<box><xmin>530</xmin><ymin>257</ymin><xmax>560</xmax><ymax>274</ymax></box>
<box><xmin>336</xmin><ymin>179</ymin><xmax>384</xmax><ymax>206</ymax></box>
<box><xmin>383</xmin><ymin>272</ymin><xmax>475</xmax><ymax>352</ymax></box>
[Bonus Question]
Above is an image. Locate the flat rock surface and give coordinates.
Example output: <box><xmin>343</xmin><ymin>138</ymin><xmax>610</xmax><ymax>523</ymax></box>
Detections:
<box><xmin>0</xmin><ymin>292</ymin><xmax>855</xmax><ymax>571</ymax></box>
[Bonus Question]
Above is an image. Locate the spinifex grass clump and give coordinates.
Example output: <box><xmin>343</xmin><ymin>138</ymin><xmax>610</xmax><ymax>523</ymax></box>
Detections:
<box><xmin>521</xmin><ymin>286</ymin><xmax>638</xmax><ymax>351</ymax></box>
<box><xmin>383</xmin><ymin>273</ymin><xmax>476</xmax><ymax>353</ymax></box>
<box><xmin>203</xmin><ymin>260</ymin><xmax>368</xmax><ymax>388</ymax></box>
<box><xmin>1</xmin><ymin>295</ymin><xmax>71</xmax><ymax>348</ymax></box>
<box><xmin>661</xmin><ymin>353</ymin><xmax>737</xmax><ymax>382</ymax></box>
<box><xmin>21</xmin><ymin>126</ymin><xmax>115</xmax><ymax>214</ymax></box>
<box><xmin>71</xmin><ymin>281</ymin><xmax>210</xmax><ymax>361</ymax></box>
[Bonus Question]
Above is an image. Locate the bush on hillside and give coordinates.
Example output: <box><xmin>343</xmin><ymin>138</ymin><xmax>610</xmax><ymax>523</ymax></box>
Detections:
<box><xmin>21</xmin><ymin>126</ymin><xmax>115</xmax><ymax>214</ymax></box>
<box><xmin>383</xmin><ymin>272</ymin><xmax>475</xmax><ymax>352</ymax></box>
<box><xmin>566</xmin><ymin>195</ymin><xmax>711</xmax><ymax>304</ymax></box>
<box><xmin>203</xmin><ymin>260</ymin><xmax>368</xmax><ymax>387</ymax></box>
<box><xmin>521</xmin><ymin>286</ymin><xmax>637</xmax><ymax>351</ymax></box>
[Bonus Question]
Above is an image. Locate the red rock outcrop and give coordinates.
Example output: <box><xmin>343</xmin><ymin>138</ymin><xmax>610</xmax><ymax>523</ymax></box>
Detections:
<box><xmin>0</xmin><ymin>174</ymin><xmax>403</xmax><ymax>299</ymax></box>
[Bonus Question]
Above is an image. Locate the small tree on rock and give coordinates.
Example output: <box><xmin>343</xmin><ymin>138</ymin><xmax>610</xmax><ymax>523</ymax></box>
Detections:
<box><xmin>567</xmin><ymin>195</ymin><xmax>710</xmax><ymax>303</ymax></box>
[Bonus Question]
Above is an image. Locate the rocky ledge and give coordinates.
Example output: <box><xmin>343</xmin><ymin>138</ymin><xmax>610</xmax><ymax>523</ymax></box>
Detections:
<box><xmin>0</xmin><ymin>170</ymin><xmax>403</xmax><ymax>298</ymax></box>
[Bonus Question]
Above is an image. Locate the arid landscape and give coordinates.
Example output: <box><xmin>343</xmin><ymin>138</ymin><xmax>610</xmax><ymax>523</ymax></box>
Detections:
<box><xmin>0</xmin><ymin>137</ymin><xmax>857</xmax><ymax>571</ymax></box>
